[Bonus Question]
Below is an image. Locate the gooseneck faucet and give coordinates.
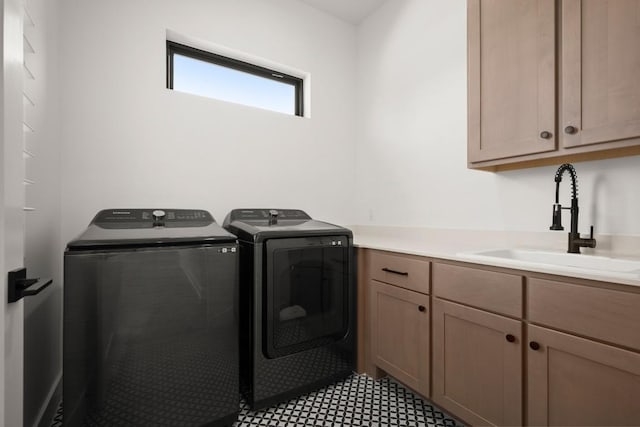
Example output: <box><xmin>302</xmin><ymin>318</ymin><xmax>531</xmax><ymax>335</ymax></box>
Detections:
<box><xmin>550</xmin><ymin>163</ymin><xmax>596</xmax><ymax>254</ymax></box>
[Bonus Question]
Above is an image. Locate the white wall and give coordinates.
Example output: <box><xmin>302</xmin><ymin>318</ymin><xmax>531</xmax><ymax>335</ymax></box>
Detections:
<box><xmin>59</xmin><ymin>0</ymin><xmax>357</xmax><ymax>244</ymax></box>
<box><xmin>355</xmin><ymin>0</ymin><xmax>640</xmax><ymax>235</ymax></box>
<box><xmin>22</xmin><ymin>0</ymin><xmax>62</xmax><ymax>425</ymax></box>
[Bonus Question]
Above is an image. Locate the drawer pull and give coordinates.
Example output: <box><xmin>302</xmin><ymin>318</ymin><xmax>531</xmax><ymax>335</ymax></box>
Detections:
<box><xmin>381</xmin><ymin>267</ymin><xmax>409</xmax><ymax>276</ymax></box>
<box><xmin>529</xmin><ymin>341</ymin><xmax>541</xmax><ymax>351</ymax></box>
<box><xmin>505</xmin><ymin>334</ymin><xmax>516</xmax><ymax>343</ymax></box>
<box><xmin>418</xmin><ymin>305</ymin><xmax>426</xmax><ymax>312</ymax></box>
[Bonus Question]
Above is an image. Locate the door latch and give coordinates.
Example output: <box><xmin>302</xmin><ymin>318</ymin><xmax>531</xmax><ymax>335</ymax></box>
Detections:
<box><xmin>7</xmin><ymin>268</ymin><xmax>52</xmax><ymax>303</ymax></box>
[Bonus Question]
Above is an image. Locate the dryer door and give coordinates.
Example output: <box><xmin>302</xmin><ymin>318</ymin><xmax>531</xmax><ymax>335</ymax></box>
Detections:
<box><xmin>264</xmin><ymin>236</ymin><xmax>350</xmax><ymax>358</ymax></box>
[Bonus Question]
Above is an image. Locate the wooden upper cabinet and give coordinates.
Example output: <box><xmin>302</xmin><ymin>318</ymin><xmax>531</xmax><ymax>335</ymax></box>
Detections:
<box><xmin>468</xmin><ymin>0</ymin><xmax>556</xmax><ymax>163</ymax></box>
<box><xmin>562</xmin><ymin>0</ymin><xmax>640</xmax><ymax>148</ymax></box>
<box><xmin>468</xmin><ymin>0</ymin><xmax>640</xmax><ymax>169</ymax></box>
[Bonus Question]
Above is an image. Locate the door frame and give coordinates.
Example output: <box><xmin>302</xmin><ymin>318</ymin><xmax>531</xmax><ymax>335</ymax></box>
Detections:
<box><xmin>1</xmin><ymin>0</ymin><xmax>27</xmax><ymax>425</ymax></box>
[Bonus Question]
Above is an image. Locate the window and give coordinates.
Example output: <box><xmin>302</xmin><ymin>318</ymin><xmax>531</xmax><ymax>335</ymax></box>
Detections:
<box><xmin>166</xmin><ymin>41</ymin><xmax>303</xmax><ymax>116</ymax></box>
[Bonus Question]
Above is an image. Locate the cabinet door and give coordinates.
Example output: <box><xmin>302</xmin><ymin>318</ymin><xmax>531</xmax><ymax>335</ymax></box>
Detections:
<box><xmin>468</xmin><ymin>0</ymin><xmax>556</xmax><ymax>163</ymax></box>
<box><xmin>528</xmin><ymin>325</ymin><xmax>640</xmax><ymax>426</ymax></box>
<box><xmin>369</xmin><ymin>280</ymin><xmax>430</xmax><ymax>397</ymax></box>
<box><xmin>562</xmin><ymin>0</ymin><xmax>640</xmax><ymax>148</ymax></box>
<box><xmin>433</xmin><ymin>299</ymin><xmax>522</xmax><ymax>427</ymax></box>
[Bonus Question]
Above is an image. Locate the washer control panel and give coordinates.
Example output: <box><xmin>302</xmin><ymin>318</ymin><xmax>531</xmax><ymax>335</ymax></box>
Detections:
<box><xmin>229</xmin><ymin>209</ymin><xmax>311</xmax><ymax>222</ymax></box>
<box><xmin>92</xmin><ymin>209</ymin><xmax>214</xmax><ymax>228</ymax></box>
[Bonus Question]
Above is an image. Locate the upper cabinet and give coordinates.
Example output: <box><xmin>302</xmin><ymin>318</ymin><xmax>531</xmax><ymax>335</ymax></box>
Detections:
<box><xmin>561</xmin><ymin>0</ymin><xmax>640</xmax><ymax>149</ymax></box>
<box><xmin>468</xmin><ymin>0</ymin><xmax>640</xmax><ymax>170</ymax></box>
<box><xmin>468</xmin><ymin>0</ymin><xmax>556</xmax><ymax>162</ymax></box>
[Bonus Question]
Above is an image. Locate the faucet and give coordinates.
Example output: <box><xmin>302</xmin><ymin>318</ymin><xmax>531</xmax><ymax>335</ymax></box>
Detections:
<box><xmin>549</xmin><ymin>163</ymin><xmax>596</xmax><ymax>254</ymax></box>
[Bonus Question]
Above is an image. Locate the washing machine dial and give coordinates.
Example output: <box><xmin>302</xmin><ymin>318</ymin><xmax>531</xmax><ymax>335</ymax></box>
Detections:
<box><xmin>152</xmin><ymin>210</ymin><xmax>166</xmax><ymax>222</ymax></box>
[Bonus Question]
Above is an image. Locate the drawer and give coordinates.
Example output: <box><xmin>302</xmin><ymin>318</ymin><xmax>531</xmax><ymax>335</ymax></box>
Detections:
<box><xmin>433</xmin><ymin>263</ymin><xmax>523</xmax><ymax>318</ymax></box>
<box><xmin>369</xmin><ymin>250</ymin><xmax>430</xmax><ymax>294</ymax></box>
<box><xmin>528</xmin><ymin>278</ymin><xmax>640</xmax><ymax>351</ymax></box>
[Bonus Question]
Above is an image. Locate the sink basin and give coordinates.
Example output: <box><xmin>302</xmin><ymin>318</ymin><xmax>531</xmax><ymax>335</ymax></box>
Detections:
<box><xmin>458</xmin><ymin>249</ymin><xmax>640</xmax><ymax>279</ymax></box>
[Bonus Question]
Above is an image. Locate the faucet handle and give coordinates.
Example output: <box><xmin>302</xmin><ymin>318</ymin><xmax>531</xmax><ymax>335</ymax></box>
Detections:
<box><xmin>586</xmin><ymin>225</ymin><xmax>597</xmax><ymax>249</ymax></box>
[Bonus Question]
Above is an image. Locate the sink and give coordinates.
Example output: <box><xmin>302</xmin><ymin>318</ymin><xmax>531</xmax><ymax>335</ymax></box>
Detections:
<box><xmin>458</xmin><ymin>249</ymin><xmax>640</xmax><ymax>279</ymax></box>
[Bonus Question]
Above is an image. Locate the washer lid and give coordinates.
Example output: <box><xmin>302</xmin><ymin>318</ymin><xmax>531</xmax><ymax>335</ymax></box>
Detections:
<box><xmin>67</xmin><ymin>209</ymin><xmax>237</xmax><ymax>250</ymax></box>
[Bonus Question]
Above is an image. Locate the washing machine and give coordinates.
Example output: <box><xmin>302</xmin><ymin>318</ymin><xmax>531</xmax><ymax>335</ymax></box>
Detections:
<box><xmin>64</xmin><ymin>209</ymin><xmax>239</xmax><ymax>426</ymax></box>
<box><xmin>223</xmin><ymin>209</ymin><xmax>355</xmax><ymax>409</ymax></box>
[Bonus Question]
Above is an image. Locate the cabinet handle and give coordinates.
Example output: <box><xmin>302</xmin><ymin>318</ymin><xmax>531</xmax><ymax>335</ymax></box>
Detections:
<box><xmin>418</xmin><ymin>305</ymin><xmax>426</xmax><ymax>312</ymax></box>
<box><xmin>540</xmin><ymin>131</ymin><xmax>553</xmax><ymax>139</ymax></box>
<box><xmin>381</xmin><ymin>267</ymin><xmax>408</xmax><ymax>276</ymax></box>
<box><xmin>564</xmin><ymin>125</ymin><xmax>578</xmax><ymax>134</ymax></box>
<box><xmin>529</xmin><ymin>341</ymin><xmax>541</xmax><ymax>351</ymax></box>
<box><xmin>505</xmin><ymin>334</ymin><xmax>516</xmax><ymax>343</ymax></box>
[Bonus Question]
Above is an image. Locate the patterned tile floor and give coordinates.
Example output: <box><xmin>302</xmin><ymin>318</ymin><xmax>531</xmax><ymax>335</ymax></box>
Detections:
<box><xmin>51</xmin><ymin>374</ymin><xmax>464</xmax><ymax>426</ymax></box>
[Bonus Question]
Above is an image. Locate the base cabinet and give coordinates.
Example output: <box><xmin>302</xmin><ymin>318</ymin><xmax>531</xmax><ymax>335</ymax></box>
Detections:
<box><xmin>369</xmin><ymin>280</ymin><xmax>430</xmax><ymax>397</ymax></box>
<box><xmin>527</xmin><ymin>325</ymin><xmax>640</xmax><ymax>426</ymax></box>
<box><xmin>360</xmin><ymin>250</ymin><xmax>640</xmax><ymax>427</ymax></box>
<box><xmin>432</xmin><ymin>299</ymin><xmax>523</xmax><ymax>427</ymax></box>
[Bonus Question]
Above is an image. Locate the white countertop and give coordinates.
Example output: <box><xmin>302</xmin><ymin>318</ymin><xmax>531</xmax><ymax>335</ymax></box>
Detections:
<box><xmin>352</xmin><ymin>226</ymin><xmax>640</xmax><ymax>288</ymax></box>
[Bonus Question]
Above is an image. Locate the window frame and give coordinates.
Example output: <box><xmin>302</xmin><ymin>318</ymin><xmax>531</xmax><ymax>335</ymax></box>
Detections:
<box><xmin>166</xmin><ymin>41</ymin><xmax>304</xmax><ymax>117</ymax></box>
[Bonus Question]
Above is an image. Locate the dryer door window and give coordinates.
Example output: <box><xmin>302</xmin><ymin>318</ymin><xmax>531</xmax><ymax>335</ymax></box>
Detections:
<box><xmin>264</xmin><ymin>236</ymin><xmax>350</xmax><ymax>358</ymax></box>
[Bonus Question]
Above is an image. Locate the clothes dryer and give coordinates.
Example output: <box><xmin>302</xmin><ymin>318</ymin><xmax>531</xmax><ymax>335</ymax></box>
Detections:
<box><xmin>223</xmin><ymin>209</ymin><xmax>355</xmax><ymax>409</ymax></box>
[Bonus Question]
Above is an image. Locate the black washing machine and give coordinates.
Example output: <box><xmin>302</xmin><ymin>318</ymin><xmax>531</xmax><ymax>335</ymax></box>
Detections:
<box><xmin>223</xmin><ymin>209</ymin><xmax>355</xmax><ymax>409</ymax></box>
<box><xmin>64</xmin><ymin>209</ymin><xmax>239</xmax><ymax>426</ymax></box>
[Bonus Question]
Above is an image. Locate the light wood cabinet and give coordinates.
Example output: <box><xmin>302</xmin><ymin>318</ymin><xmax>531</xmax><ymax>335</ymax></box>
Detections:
<box><xmin>432</xmin><ymin>290</ymin><xmax>523</xmax><ymax>426</ymax></box>
<box><xmin>468</xmin><ymin>0</ymin><xmax>640</xmax><ymax>170</ymax></box>
<box><xmin>359</xmin><ymin>250</ymin><xmax>640</xmax><ymax>426</ymax></box>
<box><xmin>468</xmin><ymin>0</ymin><xmax>556</xmax><ymax>162</ymax></box>
<box><xmin>431</xmin><ymin>262</ymin><xmax>524</xmax><ymax>426</ymax></box>
<box><xmin>561</xmin><ymin>0</ymin><xmax>640</xmax><ymax>149</ymax></box>
<box><xmin>527</xmin><ymin>324</ymin><xmax>640</xmax><ymax>426</ymax></box>
<box><xmin>432</xmin><ymin>263</ymin><xmax>523</xmax><ymax>317</ymax></box>
<box><xmin>369</xmin><ymin>280</ymin><xmax>430</xmax><ymax>397</ymax></box>
<box><xmin>370</xmin><ymin>250</ymin><xmax>430</xmax><ymax>294</ymax></box>
<box><xmin>528</xmin><ymin>277</ymin><xmax>640</xmax><ymax>350</ymax></box>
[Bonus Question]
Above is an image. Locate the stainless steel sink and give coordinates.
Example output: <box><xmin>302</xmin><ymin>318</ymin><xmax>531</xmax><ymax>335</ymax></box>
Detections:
<box><xmin>457</xmin><ymin>249</ymin><xmax>640</xmax><ymax>279</ymax></box>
